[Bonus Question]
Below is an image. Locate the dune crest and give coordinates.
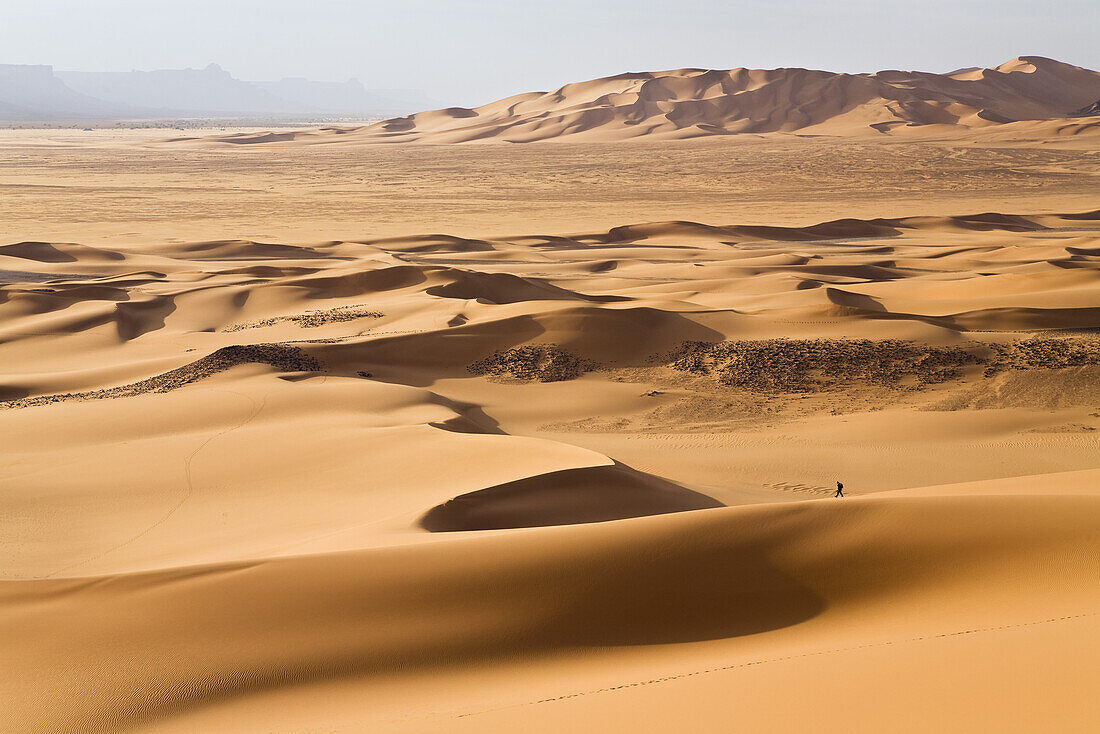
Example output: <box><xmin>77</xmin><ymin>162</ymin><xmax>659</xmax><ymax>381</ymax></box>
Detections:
<box><xmin>420</xmin><ymin>463</ymin><xmax>723</xmax><ymax>531</ymax></box>
<box><xmin>203</xmin><ymin>56</ymin><xmax>1100</xmax><ymax>145</ymax></box>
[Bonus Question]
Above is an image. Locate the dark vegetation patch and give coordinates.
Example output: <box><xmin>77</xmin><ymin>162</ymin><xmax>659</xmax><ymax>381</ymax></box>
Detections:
<box><xmin>468</xmin><ymin>345</ymin><xmax>596</xmax><ymax>382</ymax></box>
<box><xmin>2</xmin><ymin>344</ymin><xmax>321</xmax><ymax>409</ymax></box>
<box><xmin>225</xmin><ymin>305</ymin><xmax>383</xmax><ymax>331</ymax></box>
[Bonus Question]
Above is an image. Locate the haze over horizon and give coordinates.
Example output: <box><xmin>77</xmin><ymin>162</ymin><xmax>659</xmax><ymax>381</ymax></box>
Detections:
<box><xmin>4</xmin><ymin>0</ymin><xmax>1098</xmax><ymax>107</ymax></box>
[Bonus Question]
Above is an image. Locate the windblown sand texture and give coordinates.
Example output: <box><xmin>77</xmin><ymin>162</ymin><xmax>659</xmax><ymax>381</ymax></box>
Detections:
<box><xmin>2</xmin><ymin>59</ymin><xmax>1100</xmax><ymax>734</ymax></box>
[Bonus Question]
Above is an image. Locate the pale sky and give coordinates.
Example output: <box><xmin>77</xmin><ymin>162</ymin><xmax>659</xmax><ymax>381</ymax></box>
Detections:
<box><xmin>3</xmin><ymin>0</ymin><xmax>1097</xmax><ymax>107</ymax></box>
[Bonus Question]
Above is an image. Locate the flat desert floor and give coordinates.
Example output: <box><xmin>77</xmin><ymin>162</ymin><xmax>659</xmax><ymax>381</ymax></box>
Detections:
<box><xmin>1</xmin><ymin>128</ymin><xmax>1098</xmax><ymax>732</ymax></box>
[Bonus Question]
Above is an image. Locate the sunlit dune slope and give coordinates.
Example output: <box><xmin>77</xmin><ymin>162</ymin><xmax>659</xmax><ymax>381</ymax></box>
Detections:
<box><xmin>2</xmin><ymin>206</ymin><xmax>1098</xmax><ymax>733</ymax></box>
<box><xmin>3</xmin><ymin>480</ymin><xmax>1097</xmax><ymax>732</ymax></box>
<box><xmin>200</xmin><ymin>56</ymin><xmax>1100</xmax><ymax>144</ymax></box>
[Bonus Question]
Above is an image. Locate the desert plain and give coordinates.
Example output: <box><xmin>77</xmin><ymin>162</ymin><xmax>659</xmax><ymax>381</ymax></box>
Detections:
<box><xmin>2</xmin><ymin>57</ymin><xmax>1099</xmax><ymax>733</ymax></box>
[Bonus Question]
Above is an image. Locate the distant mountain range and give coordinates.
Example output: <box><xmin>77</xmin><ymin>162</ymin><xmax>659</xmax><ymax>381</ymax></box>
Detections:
<box><xmin>0</xmin><ymin>63</ymin><xmax>436</xmax><ymax>120</ymax></box>
<box><xmin>210</xmin><ymin>55</ymin><xmax>1100</xmax><ymax>144</ymax></box>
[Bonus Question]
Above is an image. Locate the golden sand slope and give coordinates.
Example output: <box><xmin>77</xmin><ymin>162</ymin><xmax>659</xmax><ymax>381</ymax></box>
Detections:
<box><xmin>198</xmin><ymin>56</ymin><xmax>1100</xmax><ymax>145</ymax></box>
<box><xmin>5</xmin><ymin>485</ymin><xmax>1097</xmax><ymax>733</ymax></box>
<box><xmin>1</xmin><ymin>204</ymin><xmax>1099</xmax><ymax>732</ymax></box>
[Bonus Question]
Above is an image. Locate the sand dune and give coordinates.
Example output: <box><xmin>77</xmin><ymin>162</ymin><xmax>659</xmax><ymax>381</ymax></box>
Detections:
<box><xmin>1</xmin><ymin>240</ymin><xmax>125</xmax><ymax>263</ymax></box>
<box><xmin>198</xmin><ymin>56</ymin><xmax>1100</xmax><ymax>145</ymax></box>
<box><xmin>3</xmin><ymin>481</ymin><xmax>1096</xmax><ymax>732</ymax></box>
<box><xmin>2</xmin><ymin>107</ymin><xmax>1098</xmax><ymax>734</ymax></box>
<box><xmin>420</xmin><ymin>463</ymin><xmax>724</xmax><ymax>531</ymax></box>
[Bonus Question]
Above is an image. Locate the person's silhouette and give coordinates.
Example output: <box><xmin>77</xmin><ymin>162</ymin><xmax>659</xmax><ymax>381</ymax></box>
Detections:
<box><xmin>834</xmin><ymin>481</ymin><xmax>844</xmax><ymax>498</ymax></box>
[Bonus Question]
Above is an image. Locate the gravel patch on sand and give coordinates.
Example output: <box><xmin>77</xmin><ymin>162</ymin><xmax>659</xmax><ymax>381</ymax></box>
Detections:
<box><xmin>225</xmin><ymin>305</ymin><xmax>383</xmax><ymax>331</ymax></box>
<box><xmin>2</xmin><ymin>344</ymin><xmax>321</xmax><ymax>409</ymax></box>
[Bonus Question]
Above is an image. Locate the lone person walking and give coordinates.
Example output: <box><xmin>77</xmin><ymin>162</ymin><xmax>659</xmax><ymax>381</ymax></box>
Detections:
<box><xmin>834</xmin><ymin>480</ymin><xmax>844</xmax><ymax>498</ymax></box>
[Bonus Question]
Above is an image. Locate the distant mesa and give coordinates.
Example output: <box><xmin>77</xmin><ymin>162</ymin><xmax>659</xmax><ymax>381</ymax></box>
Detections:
<box><xmin>0</xmin><ymin>64</ymin><xmax>136</xmax><ymax>120</ymax></box>
<box><xmin>0</xmin><ymin>62</ymin><xmax>437</xmax><ymax>121</ymax></box>
<box><xmin>205</xmin><ymin>55</ymin><xmax>1100</xmax><ymax>144</ymax></box>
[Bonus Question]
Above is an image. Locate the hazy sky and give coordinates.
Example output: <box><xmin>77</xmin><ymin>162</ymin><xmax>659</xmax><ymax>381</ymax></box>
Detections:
<box><xmin>3</xmin><ymin>0</ymin><xmax>1097</xmax><ymax>106</ymax></box>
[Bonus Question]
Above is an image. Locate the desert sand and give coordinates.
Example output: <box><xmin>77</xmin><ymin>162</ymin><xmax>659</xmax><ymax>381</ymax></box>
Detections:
<box><xmin>2</xmin><ymin>58</ymin><xmax>1099</xmax><ymax>734</ymax></box>
<box><xmin>194</xmin><ymin>56</ymin><xmax>1100</xmax><ymax>145</ymax></box>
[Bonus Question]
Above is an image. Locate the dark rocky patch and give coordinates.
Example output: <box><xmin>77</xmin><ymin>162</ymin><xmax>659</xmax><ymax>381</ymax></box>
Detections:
<box><xmin>664</xmin><ymin>339</ymin><xmax>981</xmax><ymax>392</ymax></box>
<box><xmin>468</xmin><ymin>345</ymin><xmax>596</xmax><ymax>382</ymax></box>
<box><xmin>225</xmin><ymin>305</ymin><xmax>383</xmax><ymax>331</ymax></box>
<box><xmin>984</xmin><ymin>336</ymin><xmax>1100</xmax><ymax>376</ymax></box>
<box><xmin>1</xmin><ymin>344</ymin><xmax>322</xmax><ymax>410</ymax></box>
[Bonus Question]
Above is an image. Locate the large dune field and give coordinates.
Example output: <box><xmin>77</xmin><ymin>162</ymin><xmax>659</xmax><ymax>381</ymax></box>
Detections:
<box><xmin>2</xmin><ymin>64</ymin><xmax>1099</xmax><ymax>732</ymax></box>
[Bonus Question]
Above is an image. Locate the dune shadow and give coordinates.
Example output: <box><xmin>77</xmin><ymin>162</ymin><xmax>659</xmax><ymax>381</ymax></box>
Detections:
<box><xmin>417</xmin><ymin>463</ymin><xmax>823</xmax><ymax>646</ymax></box>
<box><xmin>115</xmin><ymin>296</ymin><xmax>177</xmax><ymax>341</ymax></box>
<box><xmin>0</xmin><ymin>242</ymin><xmax>77</xmax><ymax>263</ymax></box>
<box><xmin>421</xmin><ymin>462</ymin><xmax>723</xmax><ymax>532</ymax></box>
<box><xmin>0</xmin><ymin>384</ymin><xmax>29</xmax><ymax>401</ymax></box>
<box><xmin>426</xmin><ymin>392</ymin><xmax>507</xmax><ymax>435</ymax></box>
<box><xmin>554</xmin><ymin>535</ymin><xmax>824</xmax><ymax>646</ymax></box>
<box><xmin>824</xmin><ymin>287</ymin><xmax>966</xmax><ymax>330</ymax></box>
<box><xmin>825</xmin><ymin>287</ymin><xmax>888</xmax><ymax>312</ymax></box>
<box><xmin>426</xmin><ymin>271</ymin><xmax>628</xmax><ymax>304</ymax></box>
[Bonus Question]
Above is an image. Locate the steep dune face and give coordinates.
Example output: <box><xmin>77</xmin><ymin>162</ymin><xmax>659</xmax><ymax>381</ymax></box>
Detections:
<box><xmin>420</xmin><ymin>463</ymin><xmax>723</xmax><ymax>531</ymax></box>
<box><xmin>209</xmin><ymin>56</ymin><xmax>1100</xmax><ymax>144</ymax></box>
